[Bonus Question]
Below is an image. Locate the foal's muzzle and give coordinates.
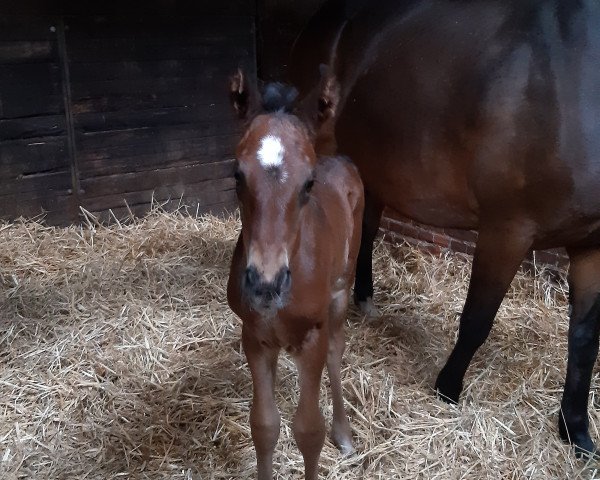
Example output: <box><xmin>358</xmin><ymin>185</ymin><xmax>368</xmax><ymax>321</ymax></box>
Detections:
<box><xmin>243</xmin><ymin>265</ymin><xmax>291</xmax><ymax>313</ymax></box>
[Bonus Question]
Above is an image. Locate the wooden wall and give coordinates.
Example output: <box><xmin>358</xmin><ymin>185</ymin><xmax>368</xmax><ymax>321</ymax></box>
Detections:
<box><xmin>0</xmin><ymin>15</ymin><xmax>73</xmax><ymax>224</ymax></box>
<box><xmin>0</xmin><ymin>1</ymin><xmax>256</xmax><ymax>225</ymax></box>
<box><xmin>255</xmin><ymin>0</ymin><xmax>325</xmax><ymax>81</ymax></box>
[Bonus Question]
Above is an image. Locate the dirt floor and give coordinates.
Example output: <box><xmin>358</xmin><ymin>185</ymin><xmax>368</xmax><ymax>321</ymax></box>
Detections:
<box><xmin>0</xmin><ymin>209</ymin><xmax>599</xmax><ymax>479</ymax></box>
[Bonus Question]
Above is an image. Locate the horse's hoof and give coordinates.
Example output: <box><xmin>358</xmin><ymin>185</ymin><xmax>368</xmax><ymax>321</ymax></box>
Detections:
<box><xmin>572</xmin><ymin>439</ymin><xmax>598</xmax><ymax>460</ymax></box>
<box><xmin>558</xmin><ymin>415</ymin><xmax>598</xmax><ymax>459</ymax></box>
<box><xmin>434</xmin><ymin>375</ymin><xmax>461</xmax><ymax>405</ymax></box>
<box><xmin>575</xmin><ymin>445</ymin><xmax>598</xmax><ymax>460</ymax></box>
<box><xmin>358</xmin><ymin>297</ymin><xmax>380</xmax><ymax>318</ymax></box>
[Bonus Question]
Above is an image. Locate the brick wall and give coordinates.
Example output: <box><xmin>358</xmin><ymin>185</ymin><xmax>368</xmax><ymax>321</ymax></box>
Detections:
<box><xmin>381</xmin><ymin>209</ymin><xmax>569</xmax><ymax>268</ymax></box>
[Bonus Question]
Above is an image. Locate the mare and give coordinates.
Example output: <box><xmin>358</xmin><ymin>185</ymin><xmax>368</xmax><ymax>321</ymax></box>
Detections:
<box><xmin>290</xmin><ymin>0</ymin><xmax>600</xmax><ymax>455</ymax></box>
<box><xmin>226</xmin><ymin>71</ymin><xmax>364</xmax><ymax>479</ymax></box>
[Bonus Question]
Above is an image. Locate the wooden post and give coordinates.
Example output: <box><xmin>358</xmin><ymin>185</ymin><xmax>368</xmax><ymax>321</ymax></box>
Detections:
<box><xmin>56</xmin><ymin>16</ymin><xmax>80</xmax><ymax>221</ymax></box>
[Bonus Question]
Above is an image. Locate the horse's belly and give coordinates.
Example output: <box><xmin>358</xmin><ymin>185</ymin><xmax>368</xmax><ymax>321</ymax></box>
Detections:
<box><xmin>354</xmin><ymin>153</ymin><xmax>479</xmax><ymax>230</ymax></box>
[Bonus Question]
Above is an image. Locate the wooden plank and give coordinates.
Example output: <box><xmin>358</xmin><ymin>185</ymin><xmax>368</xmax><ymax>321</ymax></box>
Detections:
<box><xmin>64</xmin><ymin>15</ymin><xmax>254</xmax><ymax>39</ymax></box>
<box><xmin>75</xmin><ymin>118</ymin><xmax>240</xmax><ymax>152</ymax></box>
<box><xmin>76</xmin><ymin>132</ymin><xmax>238</xmax><ymax>160</ymax></box>
<box><xmin>0</xmin><ymin>93</ymin><xmax>62</xmax><ymax>119</ymax></box>
<box><xmin>78</xmin><ymin>133</ymin><xmax>238</xmax><ymax>177</ymax></box>
<box><xmin>0</xmin><ymin>190</ymin><xmax>75</xmax><ymax>225</ymax></box>
<box><xmin>0</xmin><ymin>80</ymin><xmax>63</xmax><ymax>120</ymax></box>
<box><xmin>3</xmin><ymin>1</ymin><xmax>255</xmax><ymax>16</ymax></box>
<box><xmin>82</xmin><ymin>176</ymin><xmax>235</xmax><ymax>211</ymax></box>
<box><xmin>0</xmin><ymin>16</ymin><xmax>58</xmax><ymax>40</ymax></box>
<box><xmin>2</xmin><ymin>169</ymin><xmax>72</xmax><ymax>196</ymax></box>
<box><xmin>79</xmin><ymin>159</ymin><xmax>235</xmax><ymax>197</ymax></box>
<box><xmin>68</xmin><ymin>56</ymin><xmax>250</xmax><ymax>83</ymax></box>
<box><xmin>0</xmin><ymin>40</ymin><xmax>57</xmax><ymax>63</ymax></box>
<box><xmin>74</xmin><ymin>104</ymin><xmax>235</xmax><ymax>133</ymax></box>
<box><xmin>67</xmin><ymin>39</ymin><xmax>253</xmax><ymax>64</ymax></box>
<box><xmin>0</xmin><ymin>35</ymin><xmax>63</xmax><ymax>119</ymax></box>
<box><xmin>0</xmin><ymin>136</ymin><xmax>69</xmax><ymax>177</ymax></box>
<box><xmin>0</xmin><ymin>62</ymin><xmax>60</xmax><ymax>85</ymax></box>
<box><xmin>0</xmin><ymin>80</ymin><xmax>62</xmax><ymax>105</ymax></box>
<box><xmin>70</xmin><ymin>74</ymin><xmax>238</xmax><ymax>103</ymax></box>
<box><xmin>71</xmin><ymin>88</ymin><xmax>240</xmax><ymax>114</ymax></box>
<box><xmin>0</xmin><ymin>114</ymin><xmax>66</xmax><ymax>141</ymax></box>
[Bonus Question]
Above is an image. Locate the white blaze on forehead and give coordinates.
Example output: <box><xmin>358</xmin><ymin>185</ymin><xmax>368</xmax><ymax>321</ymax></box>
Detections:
<box><xmin>257</xmin><ymin>135</ymin><xmax>284</xmax><ymax>168</ymax></box>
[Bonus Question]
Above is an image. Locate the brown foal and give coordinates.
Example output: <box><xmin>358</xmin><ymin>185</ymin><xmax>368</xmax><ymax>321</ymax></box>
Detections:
<box><xmin>226</xmin><ymin>71</ymin><xmax>364</xmax><ymax>479</ymax></box>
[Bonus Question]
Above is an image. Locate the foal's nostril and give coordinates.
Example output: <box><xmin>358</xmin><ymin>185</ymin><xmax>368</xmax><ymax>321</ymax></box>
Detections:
<box><xmin>274</xmin><ymin>268</ymin><xmax>292</xmax><ymax>295</ymax></box>
<box><xmin>282</xmin><ymin>269</ymin><xmax>291</xmax><ymax>291</ymax></box>
<box><xmin>243</xmin><ymin>265</ymin><xmax>291</xmax><ymax>307</ymax></box>
<box><xmin>244</xmin><ymin>266</ymin><xmax>260</xmax><ymax>290</ymax></box>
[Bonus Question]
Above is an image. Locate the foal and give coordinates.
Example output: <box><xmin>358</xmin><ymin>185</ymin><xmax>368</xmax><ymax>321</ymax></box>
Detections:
<box><xmin>227</xmin><ymin>71</ymin><xmax>363</xmax><ymax>480</ymax></box>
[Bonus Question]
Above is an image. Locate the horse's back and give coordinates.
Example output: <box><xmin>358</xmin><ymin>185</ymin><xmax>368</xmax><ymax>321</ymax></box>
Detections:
<box><xmin>295</xmin><ymin>0</ymin><xmax>600</xmax><ymax>247</ymax></box>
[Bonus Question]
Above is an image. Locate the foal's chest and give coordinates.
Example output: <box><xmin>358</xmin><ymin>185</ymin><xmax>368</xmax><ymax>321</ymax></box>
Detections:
<box><xmin>250</xmin><ymin>314</ymin><xmax>322</xmax><ymax>354</ymax></box>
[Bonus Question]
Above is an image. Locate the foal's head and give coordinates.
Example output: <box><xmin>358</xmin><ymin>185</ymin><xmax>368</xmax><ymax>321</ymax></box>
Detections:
<box><xmin>229</xmin><ymin>69</ymin><xmax>338</xmax><ymax>314</ymax></box>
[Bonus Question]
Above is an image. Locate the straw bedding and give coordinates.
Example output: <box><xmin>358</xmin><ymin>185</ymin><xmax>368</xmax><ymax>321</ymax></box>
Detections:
<box><xmin>0</xmin><ymin>208</ymin><xmax>599</xmax><ymax>479</ymax></box>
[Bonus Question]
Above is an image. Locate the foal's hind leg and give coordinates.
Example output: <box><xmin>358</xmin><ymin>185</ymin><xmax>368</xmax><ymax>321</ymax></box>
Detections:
<box><xmin>353</xmin><ymin>190</ymin><xmax>383</xmax><ymax>317</ymax></box>
<box><xmin>559</xmin><ymin>247</ymin><xmax>600</xmax><ymax>456</ymax></box>
<box><xmin>243</xmin><ymin>327</ymin><xmax>280</xmax><ymax>480</ymax></box>
<box><xmin>293</xmin><ymin>329</ymin><xmax>327</xmax><ymax>480</ymax></box>
<box><xmin>435</xmin><ymin>225</ymin><xmax>531</xmax><ymax>403</ymax></box>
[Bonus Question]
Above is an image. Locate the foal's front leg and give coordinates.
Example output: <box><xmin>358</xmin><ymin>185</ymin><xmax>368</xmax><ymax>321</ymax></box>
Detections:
<box><xmin>327</xmin><ymin>290</ymin><xmax>354</xmax><ymax>454</ymax></box>
<box><xmin>293</xmin><ymin>328</ymin><xmax>328</xmax><ymax>480</ymax></box>
<box><xmin>243</xmin><ymin>326</ymin><xmax>280</xmax><ymax>480</ymax></box>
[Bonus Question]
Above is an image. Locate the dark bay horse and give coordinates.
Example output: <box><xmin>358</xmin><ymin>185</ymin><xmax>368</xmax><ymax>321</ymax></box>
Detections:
<box><xmin>226</xmin><ymin>71</ymin><xmax>364</xmax><ymax>479</ymax></box>
<box><xmin>290</xmin><ymin>0</ymin><xmax>600</xmax><ymax>456</ymax></box>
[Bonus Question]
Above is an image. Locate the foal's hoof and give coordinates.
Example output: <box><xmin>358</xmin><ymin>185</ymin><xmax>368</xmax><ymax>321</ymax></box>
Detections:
<box><xmin>434</xmin><ymin>375</ymin><xmax>461</xmax><ymax>405</ymax></box>
<box><xmin>331</xmin><ymin>430</ymin><xmax>354</xmax><ymax>456</ymax></box>
<box><xmin>337</xmin><ymin>441</ymin><xmax>355</xmax><ymax>456</ymax></box>
<box><xmin>358</xmin><ymin>297</ymin><xmax>380</xmax><ymax>318</ymax></box>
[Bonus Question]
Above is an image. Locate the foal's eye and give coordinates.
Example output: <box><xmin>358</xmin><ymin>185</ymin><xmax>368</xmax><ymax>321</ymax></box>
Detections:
<box><xmin>234</xmin><ymin>170</ymin><xmax>243</xmax><ymax>186</ymax></box>
<box><xmin>299</xmin><ymin>178</ymin><xmax>315</xmax><ymax>205</ymax></box>
<box><xmin>303</xmin><ymin>179</ymin><xmax>315</xmax><ymax>194</ymax></box>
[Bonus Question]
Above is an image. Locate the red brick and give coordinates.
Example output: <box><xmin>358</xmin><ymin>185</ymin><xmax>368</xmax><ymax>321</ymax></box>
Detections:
<box><xmin>432</xmin><ymin>233</ymin><xmax>452</xmax><ymax>249</ymax></box>
<box><xmin>380</xmin><ymin>213</ymin><xmax>568</xmax><ymax>268</ymax></box>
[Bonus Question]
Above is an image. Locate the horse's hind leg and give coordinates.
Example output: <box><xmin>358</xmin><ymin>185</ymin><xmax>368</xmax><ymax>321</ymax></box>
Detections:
<box><xmin>353</xmin><ymin>190</ymin><xmax>383</xmax><ymax>316</ymax></box>
<box><xmin>435</xmin><ymin>225</ymin><xmax>531</xmax><ymax>403</ymax></box>
<box><xmin>559</xmin><ymin>247</ymin><xmax>600</xmax><ymax>456</ymax></box>
<box><xmin>243</xmin><ymin>327</ymin><xmax>281</xmax><ymax>480</ymax></box>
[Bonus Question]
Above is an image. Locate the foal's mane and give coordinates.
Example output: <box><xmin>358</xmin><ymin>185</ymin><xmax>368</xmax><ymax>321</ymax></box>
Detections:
<box><xmin>261</xmin><ymin>82</ymin><xmax>299</xmax><ymax>114</ymax></box>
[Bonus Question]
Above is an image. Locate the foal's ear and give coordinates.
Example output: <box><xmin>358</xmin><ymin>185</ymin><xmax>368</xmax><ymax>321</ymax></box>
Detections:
<box><xmin>229</xmin><ymin>68</ymin><xmax>254</xmax><ymax>119</ymax></box>
<box><xmin>317</xmin><ymin>66</ymin><xmax>340</xmax><ymax>122</ymax></box>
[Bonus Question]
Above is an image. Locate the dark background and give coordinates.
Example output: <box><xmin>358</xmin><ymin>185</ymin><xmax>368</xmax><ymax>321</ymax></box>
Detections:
<box><xmin>0</xmin><ymin>0</ymin><xmax>326</xmax><ymax>224</ymax></box>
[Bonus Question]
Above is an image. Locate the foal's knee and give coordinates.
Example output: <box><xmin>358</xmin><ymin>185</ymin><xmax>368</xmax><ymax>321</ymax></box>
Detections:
<box><xmin>292</xmin><ymin>411</ymin><xmax>326</xmax><ymax>457</ymax></box>
<box><xmin>250</xmin><ymin>409</ymin><xmax>281</xmax><ymax>454</ymax></box>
